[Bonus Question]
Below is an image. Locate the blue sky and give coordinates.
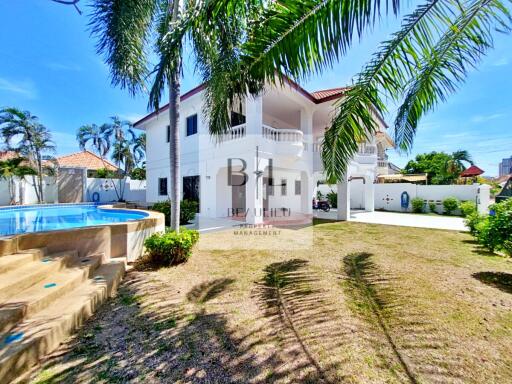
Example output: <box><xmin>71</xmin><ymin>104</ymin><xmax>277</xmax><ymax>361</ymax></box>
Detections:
<box><xmin>0</xmin><ymin>1</ymin><xmax>511</xmax><ymax>176</ymax></box>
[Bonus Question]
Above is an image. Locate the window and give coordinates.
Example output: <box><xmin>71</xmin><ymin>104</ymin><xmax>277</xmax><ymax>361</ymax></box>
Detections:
<box><xmin>230</xmin><ymin>111</ymin><xmax>246</xmax><ymax>126</ymax></box>
<box><xmin>166</xmin><ymin>125</ymin><xmax>170</xmax><ymax>143</ymax></box>
<box><xmin>186</xmin><ymin>114</ymin><xmax>198</xmax><ymax>136</ymax></box>
<box><xmin>281</xmin><ymin>179</ymin><xmax>287</xmax><ymax>196</ymax></box>
<box><xmin>295</xmin><ymin>180</ymin><xmax>301</xmax><ymax>195</ymax></box>
<box><xmin>267</xmin><ymin>178</ymin><xmax>274</xmax><ymax>196</ymax></box>
<box><xmin>158</xmin><ymin>178</ymin><xmax>168</xmax><ymax>196</ymax></box>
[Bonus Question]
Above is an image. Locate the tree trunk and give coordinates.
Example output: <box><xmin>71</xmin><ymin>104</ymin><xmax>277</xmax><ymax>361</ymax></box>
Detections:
<box><xmin>8</xmin><ymin>177</ymin><xmax>15</xmax><ymax>205</ymax></box>
<box><xmin>168</xmin><ymin>70</ymin><xmax>181</xmax><ymax>232</ymax></box>
<box><xmin>37</xmin><ymin>154</ymin><xmax>44</xmax><ymax>203</ymax></box>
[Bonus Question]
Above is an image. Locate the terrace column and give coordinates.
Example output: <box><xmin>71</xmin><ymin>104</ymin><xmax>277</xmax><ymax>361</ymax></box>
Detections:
<box><xmin>337</xmin><ymin>175</ymin><xmax>350</xmax><ymax>221</ymax></box>
<box><xmin>300</xmin><ymin>108</ymin><xmax>313</xmax><ymax>143</ymax></box>
<box><xmin>245</xmin><ymin>156</ymin><xmax>268</xmax><ymax>224</ymax></box>
<box><xmin>364</xmin><ymin>174</ymin><xmax>375</xmax><ymax>212</ymax></box>
<box><xmin>301</xmin><ymin>171</ymin><xmax>313</xmax><ymax>215</ymax></box>
<box><xmin>246</xmin><ymin>94</ymin><xmax>263</xmax><ymax>137</ymax></box>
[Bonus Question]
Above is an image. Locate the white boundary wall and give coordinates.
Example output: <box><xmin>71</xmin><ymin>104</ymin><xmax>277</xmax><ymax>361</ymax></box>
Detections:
<box><xmin>85</xmin><ymin>178</ymin><xmax>146</xmax><ymax>203</ymax></box>
<box><xmin>0</xmin><ymin>177</ymin><xmax>146</xmax><ymax>206</ymax></box>
<box><xmin>375</xmin><ymin>183</ymin><xmax>490</xmax><ymax>214</ymax></box>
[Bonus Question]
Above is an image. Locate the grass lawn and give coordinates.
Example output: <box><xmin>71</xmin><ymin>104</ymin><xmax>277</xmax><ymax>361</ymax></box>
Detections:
<box><xmin>30</xmin><ymin>221</ymin><xmax>512</xmax><ymax>384</ymax></box>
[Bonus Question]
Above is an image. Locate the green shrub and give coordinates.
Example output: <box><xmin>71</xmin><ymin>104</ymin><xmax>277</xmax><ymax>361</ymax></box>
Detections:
<box><xmin>476</xmin><ymin>199</ymin><xmax>512</xmax><ymax>256</ymax></box>
<box><xmin>459</xmin><ymin>201</ymin><xmax>477</xmax><ymax>217</ymax></box>
<box><xmin>442</xmin><ymin>197</ymin><xmax>459</xmax><ymax>215</ymax></box>
<box><xmin>464</xmin><ymin>211</ymin><xmax>484</xmax><ymax>236</ymax></box>
<box><xmin>411</xmin><ymin>198</ymin><xmax>425</xmax><ymax>213</ymax></box>
<box><xmin>150</xmin><ymin>199</ymin><xmax>198</xmax><ymax>225</ymax></box>
<box><xmin>180</xmin><ymin>199</ymin><xmax>199</xmax><ymax>224</ymax></box>
<box><xmin>326</xmin><ymin>190</ymin><xmax>337</xmax><ymax>208</ymax></box>
<box><xmin>143</xmin><ymin>228</ymin><xmax>199</xmax><ymax>266</ymax></box>
<box><xmin>428</xmin><ymin>202</ymin><xmax>437</xmax><ymax>213</ymax></box>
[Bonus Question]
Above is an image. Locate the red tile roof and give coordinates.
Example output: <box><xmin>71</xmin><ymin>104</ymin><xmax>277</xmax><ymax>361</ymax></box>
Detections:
<box><xmin>55</xmin><ymin>150</ymin><xmax>119</xmax><ymax>171</ymax></box>
<box><xmin>310</xmin><ymin>87</ymin><xmax>350</xmax><ymax>101</ymax></box>
<box><xmin>460</xmin><ymin>165</ymin><xmax>484</xmax><ymax>177</ymax></box>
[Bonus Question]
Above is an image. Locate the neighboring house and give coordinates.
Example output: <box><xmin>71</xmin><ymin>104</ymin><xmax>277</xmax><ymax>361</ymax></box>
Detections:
<box><xmin>54</xmin><ymin>150</ymin><xmax>120</xmax><ymax>176</ymax></box>
<box><xmin>499</xmin><ymin>155</ymin><xmax>512</xmax><ymax>177</ymax></box>
<box><xmin>134</xmin><ymin>79</ymin><xmax>394</xmax><ymax>223</ymax></box>
<box><xmin>0</xmin><ymin>151</ymin><xmax>19</xmax><ymax>161</ymax></box>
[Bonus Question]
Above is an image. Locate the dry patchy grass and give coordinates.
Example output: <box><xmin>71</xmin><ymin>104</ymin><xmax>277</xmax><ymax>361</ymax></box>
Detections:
<box><xmin>30</xmin><ymin>221</ymin><xmax>512</xmax><ymax>383</ymax></box>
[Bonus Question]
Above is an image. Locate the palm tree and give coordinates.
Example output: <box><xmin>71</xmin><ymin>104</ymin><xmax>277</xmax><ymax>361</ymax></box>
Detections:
<box><xmin>132</xmin><ymin>133</ymin><xmax>146</xmax><ymax>167</ymax></box>
<box><xmin>446</xmin><ymin>149</ymin><xmax>474</xmax><ymax>179</ymax></box>
<box><xmin>90</xmin><ymin>0</ymin><xmax>256</xmax><ymax>232</ymax></box>
<box><xmin>0</xmin><ymin>108</ymin><xmax>56</xmax><ymax>203</ymax></box>
<box><xmin>199</xmin><ymin>0</ymin><xmax>511</xmax><ymax>183</ymax></box>
<box><xmin>0</xmin><ymin>157</ymin><xmax>36</xmax><ymax>205</ymax></box>
<box><xmin>76</xmin><ymin>123</ymin><xmax>110</xmax><ymax>157</ymax></box>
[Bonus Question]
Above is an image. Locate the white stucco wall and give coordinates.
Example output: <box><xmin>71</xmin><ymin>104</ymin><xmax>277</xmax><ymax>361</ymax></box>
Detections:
<box><xmin>374</xmin><ymin>183</ymin><xmax>490</xmax><ymax>213</ymax></box>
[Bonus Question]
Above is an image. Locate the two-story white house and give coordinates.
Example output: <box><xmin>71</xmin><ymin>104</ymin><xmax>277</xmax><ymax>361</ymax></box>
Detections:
<box><xmin>134</xmin><ymin>78</ymin><xmax>393</xmax><ymax>224</ymax></box>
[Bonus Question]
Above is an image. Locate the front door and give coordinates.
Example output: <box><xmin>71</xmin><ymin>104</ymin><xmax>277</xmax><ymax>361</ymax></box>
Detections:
<box><xmin>231</xmin><ymin>175</ymin><xmax>246</xmax><ymax>216</ymax></box>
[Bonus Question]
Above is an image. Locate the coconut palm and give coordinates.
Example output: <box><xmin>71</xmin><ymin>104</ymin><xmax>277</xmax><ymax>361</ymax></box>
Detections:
<box><xmin>90</xmin><ymin>0</ymin><xmax>257</xmax><ymax>232</ymax></box>
<box><xmin>0</xmin><ymin>108</ymin><xmax>56</xmax><ymax>203</ymax></box>
<box><xmin>0</xmin><ymin>157</ymin><xmax>36</xmax><ymax>205</ymax></box>
<box><xmin>200</xmin><ymin>0</ymin><xmax>511</xmax><ymax>182</ymax></box>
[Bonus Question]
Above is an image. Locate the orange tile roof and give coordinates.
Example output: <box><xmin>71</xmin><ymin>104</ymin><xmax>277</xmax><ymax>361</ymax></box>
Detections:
<box><xmin>0</xmin><ymin>151</ymin><xmax>20</xmax><ymax>161</ymax></box>
<box><xmin>56</xmin><ymin>150</ymin><xmax>119</xmax><ymax>171</ymax></box>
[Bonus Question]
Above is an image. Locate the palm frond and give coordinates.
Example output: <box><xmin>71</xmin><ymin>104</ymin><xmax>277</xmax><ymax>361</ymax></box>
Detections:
<box><xmin>90</xmin><ymin>0</ymin><xmax>158</xmax><ymax>95</ymax></box>
<box><xmin>394</xmin><ymin>0</ymin><xmax>512</xmax><ymax>150</ymax></box>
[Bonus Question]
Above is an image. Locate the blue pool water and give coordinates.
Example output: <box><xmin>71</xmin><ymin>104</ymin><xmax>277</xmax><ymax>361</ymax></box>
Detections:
<box><xmin>0</xmin><ymin>204</ymin><xmax>148</xmax><ymax>236</ymax></box>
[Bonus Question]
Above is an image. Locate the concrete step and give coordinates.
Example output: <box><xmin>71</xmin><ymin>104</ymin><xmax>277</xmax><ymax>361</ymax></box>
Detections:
<box><xmin>0</xmin><ymin>251</ymin><xmax>77</xmax><ymax>304</ymax></box>
<box><xmin>0</xmin><ymin>249</ymin><xmax>46</xmax><ymax>275</ymax></box>
<box><xmin>0</xmin><ymin>260</ymin><xmax>125</xmax><ymax>383</ymax></box>
<box><xmin>0</xmin><ymin>254</ymin><xmax>103</xmax><ymax>335</ymax></box>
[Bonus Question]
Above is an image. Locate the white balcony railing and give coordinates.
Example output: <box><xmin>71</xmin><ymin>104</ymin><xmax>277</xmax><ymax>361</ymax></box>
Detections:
<box><xmin>220</xmin><ymin>124</ymin><xmax>246</xmax><ymax>142</ymax></box>
<box><xmin>262</xmin><ymin>125</ymin><xmax>304</xmax><ymax>143</ymax></box>
<box><xmin>377</xmin><ymin>160</ymin><xmax>388</xmax><ymax>168</ymax></box>
<box><xmin>357</xmin><ymin>143</ymin><xmax>377</xmax><ymax>156</ymax></box>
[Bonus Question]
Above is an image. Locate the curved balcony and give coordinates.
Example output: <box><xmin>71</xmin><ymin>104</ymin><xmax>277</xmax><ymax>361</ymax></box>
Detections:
<box><xmin>262</xmin><ymin>125</ymin><xmax>304</xmax><ymax>157</ymax></box>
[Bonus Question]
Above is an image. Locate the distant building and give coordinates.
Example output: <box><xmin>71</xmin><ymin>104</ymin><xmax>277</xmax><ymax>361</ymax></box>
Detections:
<box><xmin>499</xmin><ymin>155</ymin><xmax>512</xmax><ymax>176</ymax></box>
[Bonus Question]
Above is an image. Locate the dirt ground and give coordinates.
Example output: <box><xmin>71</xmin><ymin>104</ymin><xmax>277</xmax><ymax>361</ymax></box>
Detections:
<box><xmin>30</xmin><ymin>221</ymin><xmax>512</xmax><ymax>383</ymax></box>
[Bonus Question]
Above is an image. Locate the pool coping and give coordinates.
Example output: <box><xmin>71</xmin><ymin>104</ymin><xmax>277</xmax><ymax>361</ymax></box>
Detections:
<box><xmin>0</xmin><ymin>204</ymin><xmax>165</xmax><ymax>261</ymax></box>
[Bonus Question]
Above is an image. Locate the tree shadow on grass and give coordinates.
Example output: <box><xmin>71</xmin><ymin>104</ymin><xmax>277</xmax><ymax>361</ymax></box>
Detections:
<box><xmin>30</xmin><ymin>274</ymin><xmax>267</xmax><ymax>384</ymax></box>
<box><xmin>342</xmin><ymin>252</ymin><xmax>468</xmax><ymax>384</ymax></box>
<box><xmin>252</xmin><ymin>258</ymin><xmax>351</xmax><ymax>383</ymax></box>
<box><xmin>473</xmin><ymin>272</ymin><xmax>512</xmax><ymax>294</ymax></box>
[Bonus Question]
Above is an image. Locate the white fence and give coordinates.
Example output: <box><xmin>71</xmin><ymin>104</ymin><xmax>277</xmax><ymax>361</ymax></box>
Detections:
<box><xmin>0</xmin><ymin>176</ymin><xmax>145</xmax><ymax>206</ymax></box>
<box><xmin>374</xmin><ymin>183</ymin><xmax>490</xmax><ymax>214</ymax></box>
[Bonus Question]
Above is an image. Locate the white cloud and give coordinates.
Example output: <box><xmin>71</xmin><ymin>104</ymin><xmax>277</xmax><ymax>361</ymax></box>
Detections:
<box><xmin>45</xmin><ymin>61</ymin><xmax>82</xmax><ymax>71</ymax></box>
<box><xmin>0</xmin><ymin>77</ymin><xmax>37</xmax><ymax>99</ymax></box>
<box><xmin>470</xmin><ymin>113</ymin><xmax>505</xmax><ymax>123</ymax></box>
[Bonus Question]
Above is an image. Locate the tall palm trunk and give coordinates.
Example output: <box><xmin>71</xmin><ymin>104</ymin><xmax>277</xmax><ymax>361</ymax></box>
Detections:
<box><xmin>168</xmin><ymin>0</ymin><xmax>181</xmax><ymax>233</ymax></box>
<box><xmin>168</xmin><ymin>70</ymin><xmax>181</xmax><ymax>232</ymax></box>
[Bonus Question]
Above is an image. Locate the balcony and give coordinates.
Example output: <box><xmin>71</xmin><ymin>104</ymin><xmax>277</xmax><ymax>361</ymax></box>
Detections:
<box><xmin>219</xmin><ymin>124</ymin><xmax>246</xmax><ymax>142</ymax></box>
<box><xmin>262</xmin><ymin>125</ymin><xmax>304</xmax><ymax>156</ymax></box>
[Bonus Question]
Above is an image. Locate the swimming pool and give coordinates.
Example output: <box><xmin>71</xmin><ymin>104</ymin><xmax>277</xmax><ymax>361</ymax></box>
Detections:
<box><xmin>0</xmin><ymin>204</ymin><xmax>149</xmax><ymax>236</ymax></box>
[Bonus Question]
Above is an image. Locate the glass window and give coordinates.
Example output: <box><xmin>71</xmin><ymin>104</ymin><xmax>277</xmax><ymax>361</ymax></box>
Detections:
<box><xmin>166</xmin><ymin>125</ymin><xmax>170</xmax><ymax>143</ymax></box>
<box><xmin>186</xmin><ymin>114</ymin><xmax>198</xmax><ymax>136</ymax></box>
<box><xmin>158</xmin><ymin>177</ymin><xmax>168</xmax><ymax>196</ymax></box>
<box><xmin>281</xmin><ymin>179</ymin><xmax>287</xmax><ymax>196</ymax></box>
<box><xmin>295</xmin><ymin>180</ymin><xmax>301</xmax><ymax>195</ymax></box>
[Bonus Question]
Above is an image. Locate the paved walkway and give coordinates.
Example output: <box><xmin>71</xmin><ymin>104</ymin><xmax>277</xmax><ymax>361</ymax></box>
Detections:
<box><xmin>315</xmin><ymin>209</ymin><xmax>468</xmax><ymax>231</ymax></box>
